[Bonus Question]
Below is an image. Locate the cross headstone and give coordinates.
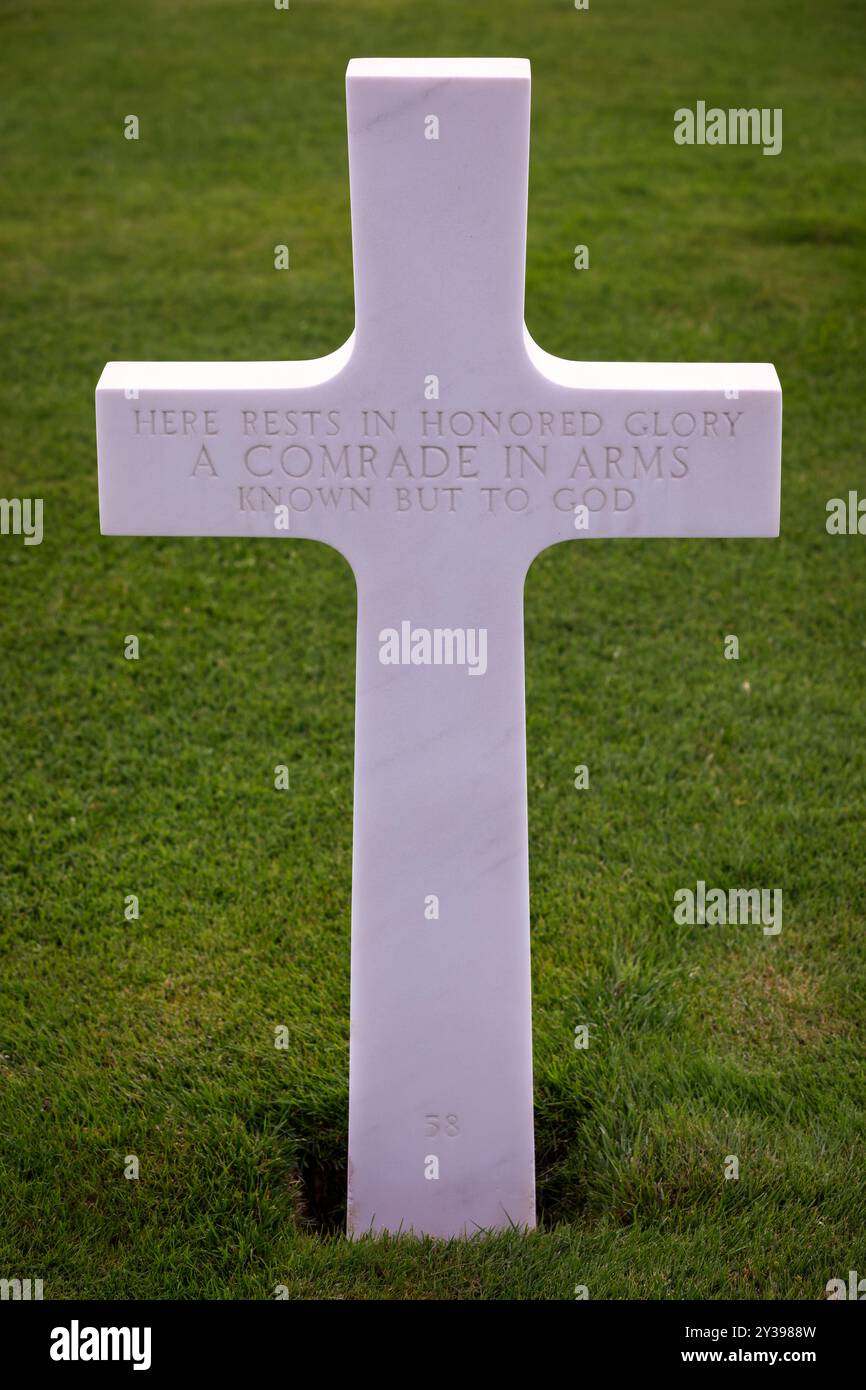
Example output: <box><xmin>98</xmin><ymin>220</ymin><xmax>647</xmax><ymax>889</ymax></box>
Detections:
<box><xmin>96</xmin><ymin>58</ymin><xmax>782</xmax><ymax>1238</ymax></box>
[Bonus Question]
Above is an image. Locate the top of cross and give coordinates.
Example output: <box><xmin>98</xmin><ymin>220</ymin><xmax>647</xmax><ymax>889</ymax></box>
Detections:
<box><xmin>97</xmin><ymin>59</ymin><xmax>781</xmax><ymax>569</ymax></box>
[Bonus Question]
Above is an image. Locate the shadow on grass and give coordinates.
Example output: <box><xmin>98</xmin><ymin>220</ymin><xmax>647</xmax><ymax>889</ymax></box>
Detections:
<box><xmin>289</xmin><ymin>1076</ymin><xmax>590</xmax><ymax>1235</ymax></box>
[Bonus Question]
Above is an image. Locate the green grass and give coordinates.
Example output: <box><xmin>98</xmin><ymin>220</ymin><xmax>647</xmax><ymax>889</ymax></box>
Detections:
<box><xmin>1</xmin><ymin>0</ymin><xmax>865</xmax><ymax>1299</ymax></box>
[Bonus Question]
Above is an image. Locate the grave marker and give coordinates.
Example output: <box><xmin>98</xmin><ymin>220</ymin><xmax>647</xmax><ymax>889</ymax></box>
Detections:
<box><xmin>97</xmin><ymin>58</ymin><xmax>782</xmax><ymax>1237</ymax></box>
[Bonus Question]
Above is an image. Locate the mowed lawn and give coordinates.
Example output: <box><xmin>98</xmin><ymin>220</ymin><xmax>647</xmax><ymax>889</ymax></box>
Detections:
<box><xmin>1</xmin><ymin>0</ymin><xmax>864</xmax><ymax>1299</ymax></box>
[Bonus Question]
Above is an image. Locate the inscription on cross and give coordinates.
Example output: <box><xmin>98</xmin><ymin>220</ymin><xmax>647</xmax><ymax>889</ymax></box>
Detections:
<box><xmin>97</xmin><ymin>58</ymin><xmax>781</xmax><ymax>1238</ymax></box>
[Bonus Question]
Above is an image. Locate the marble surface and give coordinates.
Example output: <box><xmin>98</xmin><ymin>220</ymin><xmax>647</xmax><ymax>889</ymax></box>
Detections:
<box><xmin>96</xmin><ymin>57</ymin><xmax>782</xmax><ymax>1238</ymax></box>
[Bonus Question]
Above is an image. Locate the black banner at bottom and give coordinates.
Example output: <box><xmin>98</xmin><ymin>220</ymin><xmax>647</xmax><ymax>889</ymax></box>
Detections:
<box><xmin>1</xmin><ymin>1297</ymin><xmax>857</xmax><ymax>1374</ymax></box>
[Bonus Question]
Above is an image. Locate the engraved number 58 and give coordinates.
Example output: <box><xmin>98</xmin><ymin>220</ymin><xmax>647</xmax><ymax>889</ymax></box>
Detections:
<box><xmin>425</xmin><ymin>1114</ymin><xmax>460</xmax><ymax>1137</ymax></box>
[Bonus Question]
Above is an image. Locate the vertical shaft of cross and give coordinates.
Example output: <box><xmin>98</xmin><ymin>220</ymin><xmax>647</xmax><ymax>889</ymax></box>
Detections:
<box><xmin>347</xmin><ymin>546</ymin><xmax>536</xmax><ymax>1236</ymax></box>
<box><xmin>346</xmin><ymin>59</ymin><xmax>531</xmax><ymax>373</ymax></box>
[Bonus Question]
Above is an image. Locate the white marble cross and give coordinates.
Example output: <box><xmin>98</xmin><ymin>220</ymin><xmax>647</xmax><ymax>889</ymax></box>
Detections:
<box><xmin>96</xmin><ymin>58</ymin><xmax>782</xmax><ymax>1238</ymax></box>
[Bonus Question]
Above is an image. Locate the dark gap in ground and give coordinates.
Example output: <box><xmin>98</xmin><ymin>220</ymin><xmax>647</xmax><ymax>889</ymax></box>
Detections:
<box><xmin>295</xmin><ymin>1130</ymin><xmax>585</xmax><ymax>1235</ymax></box>
<box><xmin>298</xmin><ymin>1149</ymin><xmax>348</xmax><ymax>1234</ymax></box>
<box><xmin>534</xmin><ymin>1079</ymin><xmax>593</xmax><ymax>1225</ymax></box>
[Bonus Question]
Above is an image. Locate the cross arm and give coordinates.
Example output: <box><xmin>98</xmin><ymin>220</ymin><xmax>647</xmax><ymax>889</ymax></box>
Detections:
<box><xmin>95</xmin><ymin>341</ymin><xmax>357</xmax><ymax>547</ymax></box>
<box><xmin>516</xmin><ymin>333</ymin><xmax>782</xmax><ymax>556</ymax></box>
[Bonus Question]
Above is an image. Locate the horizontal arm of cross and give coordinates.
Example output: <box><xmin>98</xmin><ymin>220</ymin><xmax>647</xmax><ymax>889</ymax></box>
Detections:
<box><xmin>97</xmin><ymin>59</ymin><xmax>780</xmax><ymax>565</ymax></box>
